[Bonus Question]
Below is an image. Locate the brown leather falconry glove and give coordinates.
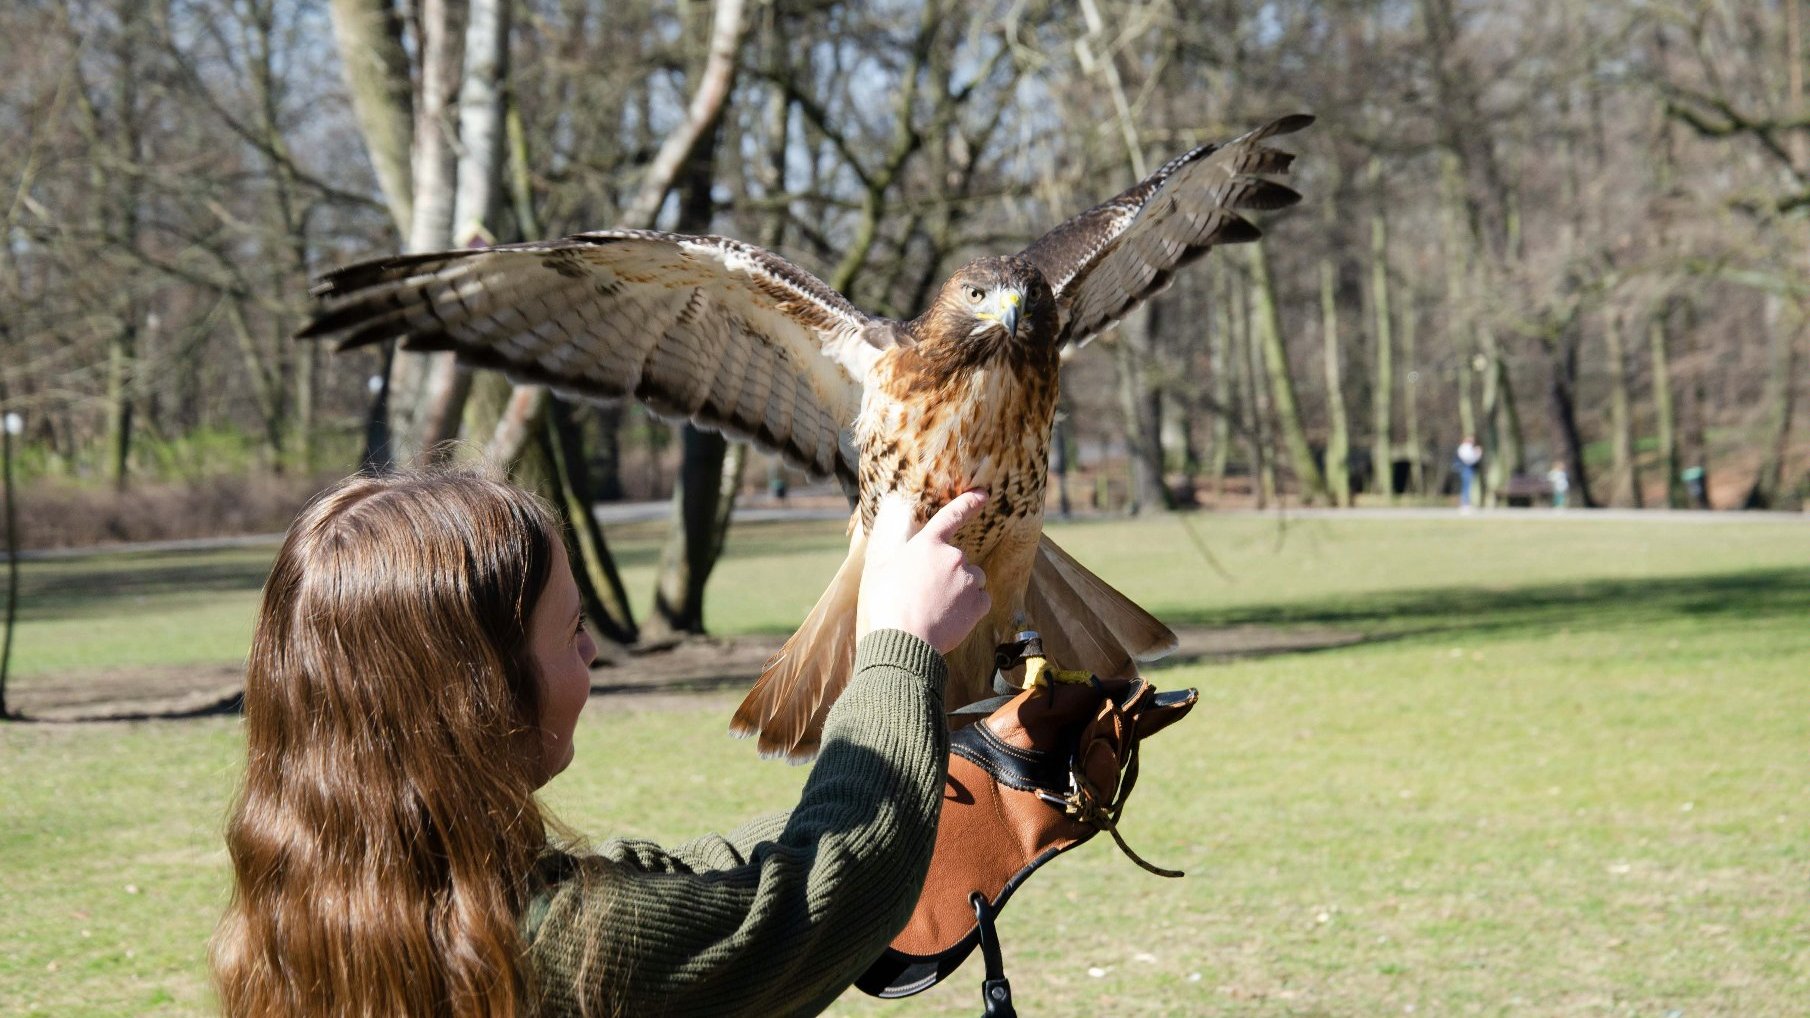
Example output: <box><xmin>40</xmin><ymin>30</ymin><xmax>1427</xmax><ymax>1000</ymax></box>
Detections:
<box><xmin>857</xmin><ymin>635</ymin><xmax>1198</xmax><ymax>1008</ymax></box>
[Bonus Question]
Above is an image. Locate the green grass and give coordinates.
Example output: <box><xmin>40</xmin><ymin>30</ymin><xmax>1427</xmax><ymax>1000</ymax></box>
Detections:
<box><xmin>3</xmin><ymin>512</ymin><xmax>1808</xmax><ymax>1015</ymax></box>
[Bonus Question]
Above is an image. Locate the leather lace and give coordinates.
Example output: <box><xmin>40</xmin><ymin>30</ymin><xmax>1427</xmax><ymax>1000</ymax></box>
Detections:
<box><xmin>1056</xmin><ymin>734</ymin><xmax>1184</xmax><ymax>879</ymax></box>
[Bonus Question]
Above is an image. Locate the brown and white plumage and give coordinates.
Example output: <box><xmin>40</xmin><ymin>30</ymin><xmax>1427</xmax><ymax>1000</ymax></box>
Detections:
<box><xmin>303</xmin><ymin>230</ymin><xmax>903</xmax><ymax>483</ymax></box>
<box><xmin>301</xmin><ymin>115</ymin><xmax>1312</xmax><ymax>760</ymax></box>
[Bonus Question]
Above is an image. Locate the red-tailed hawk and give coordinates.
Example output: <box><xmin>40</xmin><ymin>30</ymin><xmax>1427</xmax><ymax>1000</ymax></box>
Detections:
<box><xmin>301</xmin><ymin>114</ymin><xmax>1311</xmax><ymax>759</ymax></box>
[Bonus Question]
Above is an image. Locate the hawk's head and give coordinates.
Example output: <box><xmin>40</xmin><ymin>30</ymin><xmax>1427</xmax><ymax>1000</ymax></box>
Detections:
<box><xmin>914</xmin><ymin>256</ymin><xmax>1057</xmax><ymax>365</ymax></box>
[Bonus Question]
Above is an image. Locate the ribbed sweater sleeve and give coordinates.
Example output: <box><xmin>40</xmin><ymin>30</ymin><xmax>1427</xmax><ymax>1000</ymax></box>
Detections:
<box><xmin>524</xmin><ymin>629</ymin><xmax>950</xmax><ymax>1017</ymax></box>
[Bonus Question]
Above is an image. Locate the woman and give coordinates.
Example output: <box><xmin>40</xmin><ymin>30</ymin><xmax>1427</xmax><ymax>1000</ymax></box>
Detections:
<box><xmin>211</xmin><ymin>470</ymin><xmax>990</xmax><ymax>1017</ymax></box>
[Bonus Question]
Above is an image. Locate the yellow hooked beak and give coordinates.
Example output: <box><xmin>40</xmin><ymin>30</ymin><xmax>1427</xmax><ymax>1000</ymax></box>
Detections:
<box><xmin>978</xmin><ymin>289</ymin><xmax>1022</xmax><ymax>339</ymax></box>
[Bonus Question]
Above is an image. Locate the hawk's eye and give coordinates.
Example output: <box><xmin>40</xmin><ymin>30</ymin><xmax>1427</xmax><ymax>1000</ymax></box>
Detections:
<box><xmin>965</xmin><ymin>285</ymin><xmax>986</xmax><ymax>304</ymax></box>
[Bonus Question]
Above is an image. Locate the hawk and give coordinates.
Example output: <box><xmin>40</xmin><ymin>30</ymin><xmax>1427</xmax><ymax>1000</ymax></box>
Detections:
<box><xmin>301</xmin><ymin>114</ymin><xmax>1312</xmax><ymax>760</ymax></box>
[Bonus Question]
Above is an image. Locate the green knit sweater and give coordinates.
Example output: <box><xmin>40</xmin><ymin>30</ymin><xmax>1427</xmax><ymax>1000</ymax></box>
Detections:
<box><xmin>523</xmin><ymin>630</ymin><xmax>950</xmax><ymax>1017</ymax></box>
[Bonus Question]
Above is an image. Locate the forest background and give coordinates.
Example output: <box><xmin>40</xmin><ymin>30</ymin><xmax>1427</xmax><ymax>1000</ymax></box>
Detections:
<box><xmin>5</xmin><ymin>0</ymin><xmax>1810</xmax><ymax>642</ymax></box>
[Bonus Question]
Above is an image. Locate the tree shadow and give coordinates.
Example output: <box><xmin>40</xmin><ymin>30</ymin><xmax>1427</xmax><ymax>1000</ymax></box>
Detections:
<box><xmin>12</xmin><ymin>689</ymin><xmax>245</xmax><ymax>724</ymax></box>
<box><xmin>1156</xmin><ymin>566</ymin><xmax>1810</xmax><ymax>646</ymax></box>
<box><xmin>13</xmin><ymin>550</ymin><xmax>274</xmax><ymax>622</ymax></box>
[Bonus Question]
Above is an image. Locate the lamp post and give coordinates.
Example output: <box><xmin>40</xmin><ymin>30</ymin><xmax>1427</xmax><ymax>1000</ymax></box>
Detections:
<box><xmin>1</xmin><ymin>411</ymin><xmax>21</xmax><ymax>720</ymax></box>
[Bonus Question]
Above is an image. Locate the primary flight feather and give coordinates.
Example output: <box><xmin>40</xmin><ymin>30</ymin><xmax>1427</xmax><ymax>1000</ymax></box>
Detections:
<box><xmin>301</xmin><ymin>114</ymin><xmax>1313</xmax><ymax>759</ymax></box>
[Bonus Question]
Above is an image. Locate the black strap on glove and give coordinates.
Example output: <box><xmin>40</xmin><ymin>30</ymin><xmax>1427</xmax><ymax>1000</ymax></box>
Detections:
<box><xmin>857</xmin><ymin>634</ymin><xmax>1198</xmax><ymax>1007</ymax></box>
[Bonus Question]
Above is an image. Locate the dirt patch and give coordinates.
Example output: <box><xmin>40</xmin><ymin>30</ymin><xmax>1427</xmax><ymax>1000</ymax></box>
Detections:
<box><xmin>9</xmin><ymin>663</ymin><xmax>246</xmax><ymax>721</ymax></box>
<box><xmin>9</xmin><ymin>624</ymin><xmax>1363</xmax><ymax>722</ymax></box>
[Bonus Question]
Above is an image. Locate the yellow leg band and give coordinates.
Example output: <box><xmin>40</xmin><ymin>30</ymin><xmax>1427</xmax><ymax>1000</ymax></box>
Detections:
<box><xmin>1023</xmin><ymin>655</ymin><xmax>1095</xmax><ymax>689</ymax></box>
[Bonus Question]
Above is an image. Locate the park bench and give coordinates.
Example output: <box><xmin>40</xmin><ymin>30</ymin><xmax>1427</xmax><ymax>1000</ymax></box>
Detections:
<box><xmin>1500</xmin><ymin>473</ymin><xmax>1555</xmax><ymax>507</ymax></box>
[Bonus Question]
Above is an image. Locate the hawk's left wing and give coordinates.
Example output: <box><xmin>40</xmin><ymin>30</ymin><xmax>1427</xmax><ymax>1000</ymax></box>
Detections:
<box><xmin>1018</xmin><ymin>114</ymin><xmax>1312</xmax><ymax>349</ymax></box>
<box><xmin>300</xmin><ymin>230</ymin><xmax>907</xmax><ymax>484</ymax></box>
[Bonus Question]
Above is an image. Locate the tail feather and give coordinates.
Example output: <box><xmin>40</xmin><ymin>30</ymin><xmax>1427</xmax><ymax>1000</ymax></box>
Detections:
<box><xmin>729</xmin><ymin>529</ymin><xmax>866</xmax><ymax>761</ymax></box>
<box><xmin>730</xmin><ymin>529</ymin><xmax>1173</xmax><ymax>763</ymax></box>
<box><xmin>1025</xmin><ymin>533</ymin><xmax>1176</xmax><ymax>681</ymax></box>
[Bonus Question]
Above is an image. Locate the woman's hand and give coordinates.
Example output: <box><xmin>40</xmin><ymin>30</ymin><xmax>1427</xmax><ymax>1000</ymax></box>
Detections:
<box><xmin>858</xmin><ymin>491</ymin><xmax>991</xmax><ymax>655</ymax></box>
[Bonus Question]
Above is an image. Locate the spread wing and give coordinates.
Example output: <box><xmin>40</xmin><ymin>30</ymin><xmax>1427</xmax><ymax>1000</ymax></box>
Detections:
<box><xmin>1019</xmin><ymin>114</ymin><xmax>1312</xmax><ymax>349</ymax></box>
<box><xmin>299</xmin><ymin>229</ymin><xmax>907</xmax><ymax>483</ymax></box>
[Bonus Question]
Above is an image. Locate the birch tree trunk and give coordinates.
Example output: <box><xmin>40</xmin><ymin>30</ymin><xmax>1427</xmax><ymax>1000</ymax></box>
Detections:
<box><xmin>412</xmin><ymin>0</ymin><xmax>512</xmax><ymax>455</ymax></box>
<box><xmin>387</xmin><ymin>0</ymin><xmax>463</xmax><ymax>464</ymax></box>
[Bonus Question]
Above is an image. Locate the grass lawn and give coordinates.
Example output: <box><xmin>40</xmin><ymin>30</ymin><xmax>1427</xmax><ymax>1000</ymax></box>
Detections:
<box><xmin>3</xmin><ymin>511</ymin><xmax>1807</xmax><ymax>1015</ymax></box>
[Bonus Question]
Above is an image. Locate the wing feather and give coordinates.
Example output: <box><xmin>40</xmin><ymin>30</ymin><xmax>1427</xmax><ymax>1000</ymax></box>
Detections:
<box><xmin>300</xmin><ymin>230</ymin><xmax>906</xmax><ymax>483</ymax></box>
<box><xmin>1020</xmin><ymin>114</ymin><xmax>1312</xmax><ymax>348</ymax></box>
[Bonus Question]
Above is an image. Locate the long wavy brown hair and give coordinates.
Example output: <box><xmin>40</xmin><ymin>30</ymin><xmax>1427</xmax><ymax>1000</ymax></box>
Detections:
<box><xmin>212</xmin><ymin>471</ymin><xmax>562</xmax><ymax>1017</ymax></box>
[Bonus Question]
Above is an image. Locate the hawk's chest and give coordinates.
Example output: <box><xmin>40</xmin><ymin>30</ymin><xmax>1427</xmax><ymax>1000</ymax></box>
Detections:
<box><xmin>854</xmin><ymin>353</ymin><xmax>1057</xmax><ymax>555</ymax></box>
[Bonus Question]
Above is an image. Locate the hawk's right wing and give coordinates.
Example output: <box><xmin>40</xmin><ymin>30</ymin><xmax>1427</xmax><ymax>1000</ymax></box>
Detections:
<box><xmin>300</xmin><ymin>230</ymin><xmax>908</xmax><ymax>484</ymax></box>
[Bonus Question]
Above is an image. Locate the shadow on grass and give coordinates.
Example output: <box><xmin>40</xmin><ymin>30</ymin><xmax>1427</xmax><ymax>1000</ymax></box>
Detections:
<box><xmin>14</xmin><ymin>550</ymin><xmax>276</xmax><ymax>621</ymax></box>
<box><xmin>1159</xmin><ymin>565</ymin><xmax>1810</xmax><ymax>646</ymax></box>
<box><xmin>13</xmin><ymin>691</ymin><xmax>246</xmax><ymax>724</ymax></box>
<box><xmin>16</xmin><ymin>564</ymin><xmax>1806</xmax><ymax>722</ymax></box>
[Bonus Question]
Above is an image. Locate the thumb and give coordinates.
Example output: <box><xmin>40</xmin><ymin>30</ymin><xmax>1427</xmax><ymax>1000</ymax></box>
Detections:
<box><xmin>865</xmin><ymin>493</ymin><xmax>918</xmax><ymax>555</ymax></box>
<box><xmin>916</xmin><ymin>490</ymin><xmax>989</xmax><ymax>546</ymax></box>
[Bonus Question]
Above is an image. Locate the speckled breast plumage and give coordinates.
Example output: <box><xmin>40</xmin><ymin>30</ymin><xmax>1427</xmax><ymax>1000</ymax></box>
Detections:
<box><xmin>855</xmin><ymin>352</ymin><xmax>1058</xmax><ymax>565</ymax></box>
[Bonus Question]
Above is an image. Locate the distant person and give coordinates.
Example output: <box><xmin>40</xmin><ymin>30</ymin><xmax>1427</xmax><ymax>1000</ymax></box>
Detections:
<box><xmin>1547</xmin><ymin>460</ymin><xmax>1570</xmax><ymax>510</ymax></box>
<box><xmin>1455</xmin><ymin>435</ymin><xmax>1483</xmax><ymax>510</ymax></box>
<box><xmin>767</xmin><ymin>458</ymin><xmax>789</xmax><ymax>501</ymax></box>
<box><xmin>211</xmin><ymin>470</ymin><xmax>993</xmax><ymax>1017</ymax></box>
<box><xmin>1683</xmin><ymin>465</ymin><xmax>1708</xmax><ymax>509</ymax></box>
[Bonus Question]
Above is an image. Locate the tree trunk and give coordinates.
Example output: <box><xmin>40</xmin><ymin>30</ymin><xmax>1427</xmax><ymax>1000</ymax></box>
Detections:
<box><xmin>104</xmin><ymin>322</ymin><xmax>135</xmax><ymax>492</ymax></box>
<box><xmin>646</xmin><ymin>427</ymin><xmax>732</xmax><ymax>639</ymax></box>
<box><xmin>1368</xmin><ymin>158</ymin><xmax>1395</xmax><ymax>501</ymax></box>
<box><xmin>1237</xmin><ymin>272</ymin><xmax>1275</xmax><ymax>507</ymax></box>
<box><xmin>1683</xmin><ymin>297</ymin><xmax>1713</xmax><ymax>508</ymax></box>
<box><xmin>1440</xmin><ymin>151</ymin><xmax>1478</xmax><ymax>491</ymax></box>
<box><xmin>542</xmin><ymin>399</ymin><xmax>638</xmax><ymax>644</ymax></box>
<box><xmin>1320</xmin><ymin>232</ymin><xmax>1351</xmax><ymax>507</ymax></box>
<box><xmin>1114</xmin><ymin>304</ymin><xmax>1170</xmax><ymax>514</ymax></box>
<box><xmin>590</xmin><ymin>405</ymin><xmax>627</xmax><ymax>502</ymax></box>
<box><xmin>103</xmin><ymin>6</ymin><xmax>146</xmax><ymax>493</ymax></box>
<box><xmin>1603</xmin><ymin>308</ymin><xmax>1643</xmax><ymax>507</ymax></box>
<box><xmin>1052</xmin><ymin>401</ymin><xmax>1074</xmax><ymax>519</ymax></box>
<box><xmin>1479</xmin><ymin>326</ymin><xmax>1523</xmax><ymax>505</ymax></box>
<box><xmin>641</xmin><ymin>0</ymin><xmax>753</xmax><ymax>636</ymax></box>
<box><xmin>388</xmin><ymin>0</ymin><xmax>464</xmax><ymax>464</ymax></box>
<box><xmin>415</xmin><ymin>0</ymin><xmax>513</xmax><ymax>458</ymax></box>
<box><xmin>1209</xmin><ymin>261</ymin><xmax>1233</xmax><ymax>494</ymax></box>
<box><xmin>622</xmin><ymin>0</ymin><xmax>749</xmax><ymax>226</ymax></box>
<box><xmin>295</xmin><ymin>337</ymin><xmax>317</xmax><ymax>473</ymax></box>
<box><xmin>1649</xmin><ymin>305</ymin><xmax>1686</xmax><ymax>508</ymax></box>
<box><xmin>1744</xmin><ymin>294</ymin><xmax>1800</xmax><ymax>509</ymax></box>
<box><xmin>1250</xmin><ymin>242</ymin><xmax>1327</xmax><ymax>503</ymax></box>
<box><xmin>1401</xmin><ymin>290</ymin><xmax>1424</xmax><ymax>496</ymax></box>
<box><xmin>1545</xmin><ymin>327</ymin><xmax>1596</xmax><ymax>508</ymax></box>
<box><xmin>325</xmin><ymin>0</ymin><xmax>415</xmax><ymax>236</ymax></box>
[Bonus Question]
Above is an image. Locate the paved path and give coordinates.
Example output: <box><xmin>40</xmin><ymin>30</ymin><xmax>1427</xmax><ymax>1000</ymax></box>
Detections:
<box><xmin>1201</xmin><ymin>506</ymin><xmax>1810</xmax><ymax>524</ymax></box>
<box><xmin>8</xmin><ymin>502</ymin><xmax>1803</xmax><ymax>562</ymax></box>
<box><xmin>3</xmin><ymin>499</ymin><xmax>851</xmax><ymax>562</ymax></box>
